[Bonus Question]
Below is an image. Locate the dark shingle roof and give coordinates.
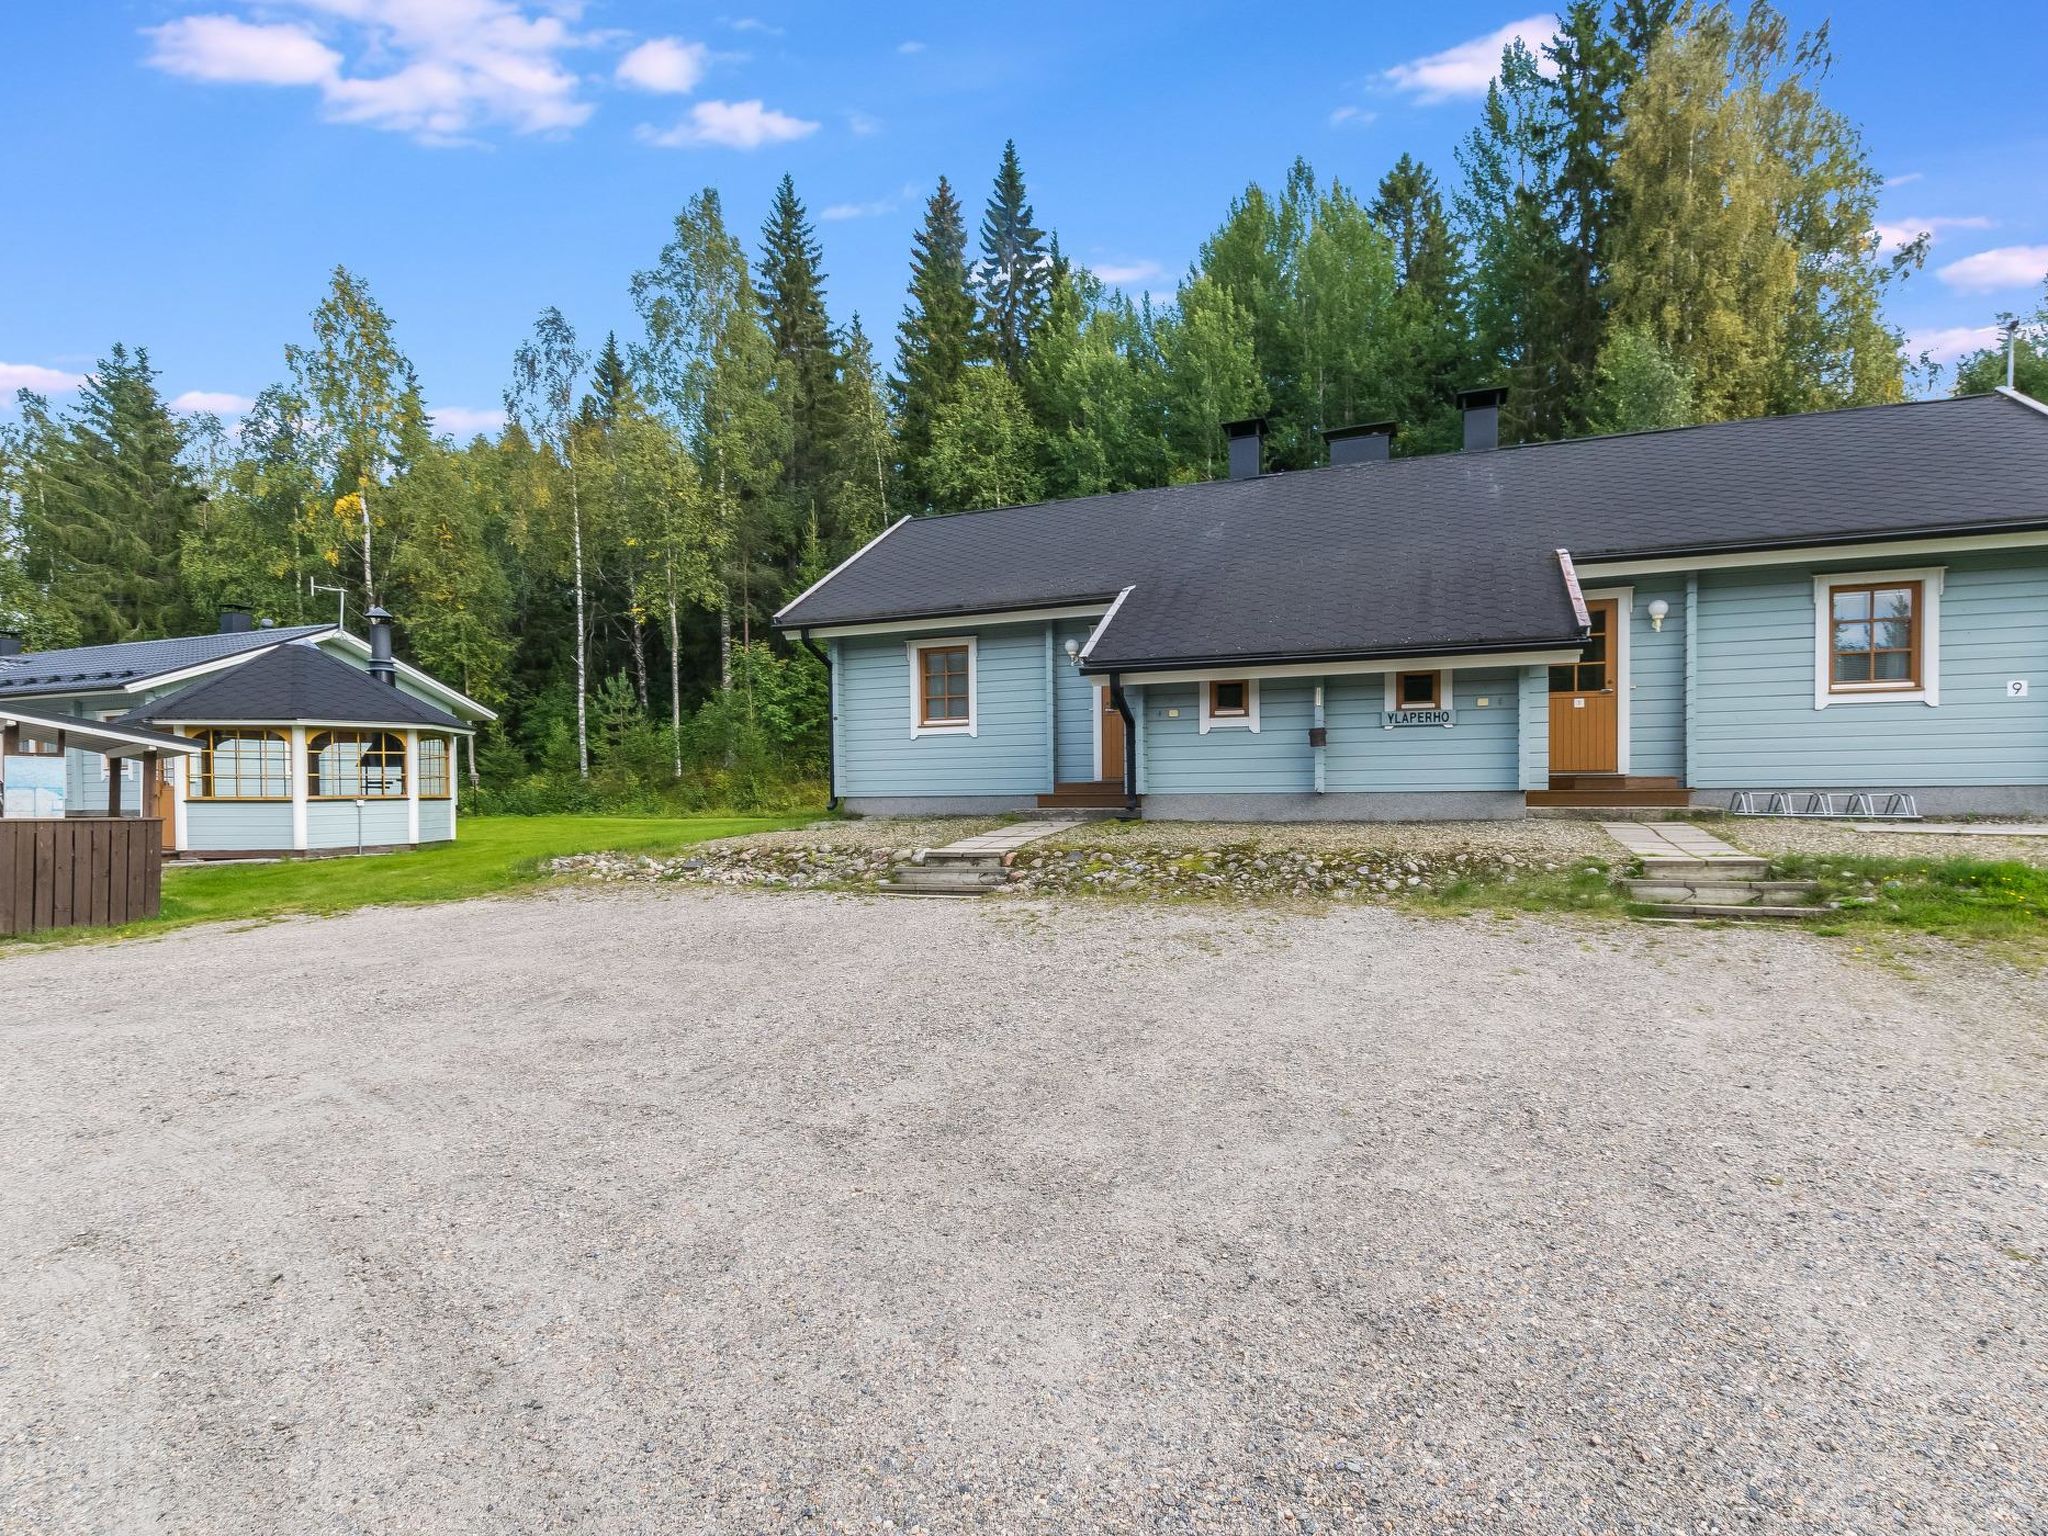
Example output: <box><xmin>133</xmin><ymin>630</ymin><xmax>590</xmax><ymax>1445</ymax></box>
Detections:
<box><xmin>0</xmin><ymin>624</ymin><xmax>334</xmax><ymax>698</ymax></box>
<box><xmin>119</xmin><ymin>644</ymin><xmax>465</xmax><ymax>730</ymax></box>
<box><xmin>775</xmin><ymin>393</ymin><xmax>2048</xmax><ymax>669</ymax></box>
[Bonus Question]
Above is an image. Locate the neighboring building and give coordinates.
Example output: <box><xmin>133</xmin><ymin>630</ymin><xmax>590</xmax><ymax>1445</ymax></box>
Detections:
<box><xmin>0</xmin><ymin>608</ymin><xmax>492</xmax><ymax>855</ymax></box>
<box><xmin>776</xmin><ymin>388</ymin><xmax>2048</xmax><ymax>820</ymax></box>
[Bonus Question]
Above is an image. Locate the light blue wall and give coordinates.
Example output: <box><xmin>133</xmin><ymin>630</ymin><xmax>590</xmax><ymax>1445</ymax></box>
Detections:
<box><xmin>1141</xmin><ymin>680</ymin><xmax>1317</xmax><ymax>794</ymax></box>
<box><xmin>1690</xmin><ymin>551</ymin><xmax>2048</xmax><ymax>787</ymax></box>
<box><xmin>1620</xmin><ymin>585</ymin><xmax>1687</xmax><ymax>778</ymax></box>
<box><xmin>307</xmin><ymin>799</ymin><xmax>411</xmax><ymax>848</ymax></box>
<box><xmin>1053</xmin><ymin>619</ymin><xmax>1101</xmax><ymax>782</ymax></box>
<box><xmin>835</xmin><ymin>623</ymin><xmax>1054</xmax><ymax>798</ymax></box>
<box><xmin>1326</xmin><ymin>670</ymin><xmax>1522</xmax><ymax>791</ymax></box>
<box><xmin>419</xmin><ymin>800</ymin><xmax>454</xmax><ymax>842</ymax></box>
<box><xmin>187</xmin><ymin>802</ymin><xmax>293</xmax><ymax>852</ymax></box>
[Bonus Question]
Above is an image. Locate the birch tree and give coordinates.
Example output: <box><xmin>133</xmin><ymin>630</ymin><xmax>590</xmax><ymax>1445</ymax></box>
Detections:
<box><xmin>506</xmin><ymin>307</ymin><xmax>592</xmax><ymax>777</ymax></box>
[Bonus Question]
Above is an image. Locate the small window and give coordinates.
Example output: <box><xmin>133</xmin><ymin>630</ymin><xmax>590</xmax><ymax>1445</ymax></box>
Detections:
<box><xmin>918</xmin><ymin>644</ymin><xmax>971</xmax><ymax>727</ymax></box>
<box><xmin>191</xmin><ymin>728</ymin><xmax>289</xmax><ymax>800</ymax></box>
<box><xmin>307</xmin><ymin>729</ymin><xmax>407</xmax><ymax>798</ymax></box>
<box><xmin>1395</xmin><ymin>671</ymin><xmax>1439</xmax><ymax>709</ymax></box>
<box><xmin>1829</xmin><ymin>581</ymin><xmax>1919</xmax><ymax>690</ymax></box>
<box><xmin>418</xmin><ymin>736</ymin><xmax>451</xmax><ymax>799</ymax></box>
<box><xmin>1209</xmin><ymin>680</ymin><xmax>1249</xmax><ymax>717</ymax></box>
<box><xmin>1551</xmin><ymin>604</ymin><xmax>1611</xmax><ymax>693</ymax></box>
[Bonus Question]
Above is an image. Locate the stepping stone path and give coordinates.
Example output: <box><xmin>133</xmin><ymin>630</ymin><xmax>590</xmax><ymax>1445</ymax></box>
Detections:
<box><xmin>878</xmin><ymin>821</ymin><xmax>1081</xmax><ymax>898</ymax></box>
<box><xmin>1601</xmin><ymin>820</ymin><xmax>1829</xmax><ymax>922</ymax></box>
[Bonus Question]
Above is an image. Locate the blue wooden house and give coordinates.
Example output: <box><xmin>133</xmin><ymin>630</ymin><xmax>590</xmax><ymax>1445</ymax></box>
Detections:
<box><xmin>0</xmin><ymin>608</ymin><xmax>491</xmax><ymax>855</ymax></box>
<box><xmin>777</xmin><ymin>388</ymin><xmax>2048</xmax><ymax>820</ymax></box>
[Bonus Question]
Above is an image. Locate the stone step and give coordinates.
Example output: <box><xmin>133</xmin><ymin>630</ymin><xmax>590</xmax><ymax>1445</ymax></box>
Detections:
<box><xmin>1625</xmin><ymin>879</ymin><xmax>1819</xmax><ymax>908</ymax></box>
<box><xmin>873</xmin><ymin>884</ymin><xmax>988</xmax><ymax>899</ymax></box>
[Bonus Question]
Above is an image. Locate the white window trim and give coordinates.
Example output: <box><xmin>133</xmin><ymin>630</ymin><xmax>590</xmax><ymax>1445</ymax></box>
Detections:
<box><xmin>1198</xmin><ymin>678</ymin><xmax>1260</xmax><ymax>733</ymax></box>
<box><xmin>907</xmin><ymin>635</ymin><xmax>978</xmax><ymax>738</ymax></box>
<box><xmin>1382</xmin><ymin>668</ymin><xmax>1455</xmax><ymax>727</ymax></box>
<box><xmin>1813</xmin><ymin>567</ymin><xmax>1942</xmax><ymax>709</ymax></box>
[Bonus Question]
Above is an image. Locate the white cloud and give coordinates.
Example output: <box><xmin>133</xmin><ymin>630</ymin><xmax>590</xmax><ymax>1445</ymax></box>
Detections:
<box><xmin>170</xmin><ymin>390</ymin><xmax>255</xmax><ymax>415</ymax></box>
<box><xmin>725</xmin><ymin>17</ymin><xmax>784</xmax><ymax>35</ymax></box>
<box><xmin>1910</xmin><ymin>325</ymin><xmax>2003</xmax><ymax>366</ymax></box>
<box><xmin>846</xmin><ymin>110</ymin><xmax>881</xmax><ymax>136</ymax></box>
<box><xmin>1937</xmin><ymin>245</ymin><xmax>2048</xmax><ymax>293</ymax></box>
<box><xmin>142</xmin><ymin>2</ymin><xmax>596</xmax><ymax>144</ymax></box>
<box><xmin>145</xmin><ymin>15</ymin><xmax>341</xmax><ymax>85</ymax></box>
<box><xmin>0</xmin><ymin>362</ymin><xmax>86</xmax><ymax>394</ymax></box>
<box><xmin>638</xmin><ymin>98</ymin><xmax>817</xmax><ymax>149</ymax></box>
<box><xmin>1328</xmin><ymin>105</ymin><xmax>1377</xmax><ymax>128</ymax></box>
<box><xmin>821</xmin><ymin>183</ymin><xmax>918</xmax><ymax>221</ymax></box>
<box><xmin>1884</xmin><ymin>171</ymin><xmax>1924</xmax><ymax>189</ymax></box>
<box><xmin>616</xmin><ymin>37</ymin><xmax>707</xmax><ymax>94</ymax></box>
<box><xmin>1875</xmin><ymin>214</ymin><xmax>1994</xmax><ymax>255</ymax></box>
<box><xmin>1090</xmin><ymin>260</ymin><xmax>1165</xmax><ymax>286</ymax></box>
<box><xmin>431</xmin><ymin>404</ymin><xmax>505</xmax><ymax>436</ymax></box>
<box><xmin>897</xmin><ymin>40</ymin><xmax>926</xmax><ymax>54</ymax></box>
<box><xmin>1381</xmin><ymin>13</ymin><xmax>1559</xmax><ymax>102</ymax></box>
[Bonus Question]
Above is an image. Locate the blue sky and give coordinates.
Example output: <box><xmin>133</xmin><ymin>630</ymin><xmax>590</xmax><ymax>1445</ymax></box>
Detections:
<box><xmin>3</xmin><ymin>1</ymin><xmax>2044</xmax><ymax>433</ymax></box>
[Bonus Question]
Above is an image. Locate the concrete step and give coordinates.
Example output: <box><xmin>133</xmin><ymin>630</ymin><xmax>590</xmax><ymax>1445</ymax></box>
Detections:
<box><xmin>915</xmin><ymin>848</ymin><xmax>1012</xmax><ymax>869</ymax></box>
<box><xmin>880</xmin><ymin>866</ymin><xmax>1012</xmax><ymax>893</ymax></box>
<box><xmin>1625</xmin><ymin>878</ymin><xmax>1819</xmax><ymax>908</ymax></box>
<box><xmin>1638</xmin><ymin>855</ymin><xmax>1769</xmax><ymax>880</ymax></box>
<box><xmin>874</xmin><ymin>884</ymin><xmax>988</xmax><ymax>899</ymax></box>
<box><xmin>1017</xmin><ymin>806</ymin><xmax>1128</xmax><ymax>821</ymax></box>
<box><xmin>1639</xmin><ymin>902</ymin><xmax>1836</xmax><ymax>922</ymax></box>
<box><xmin>1526</xmin><ymin>789</ymin><xmax>1693</xmax><ymax>808</ymax></box>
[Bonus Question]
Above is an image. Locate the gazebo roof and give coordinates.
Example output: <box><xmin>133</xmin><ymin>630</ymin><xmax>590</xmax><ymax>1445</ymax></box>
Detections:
<box><xmin>120</xmin><ymin>644</ymin><xmax>469</xmax><ymax>732</ymax></box>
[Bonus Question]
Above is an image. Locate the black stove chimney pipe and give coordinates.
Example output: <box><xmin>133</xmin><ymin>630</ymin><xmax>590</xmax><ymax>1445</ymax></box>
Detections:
<box><xmin>366</xmin><ymin>606</ymin><xmax>397</xmax><ymax>686</ymax></box>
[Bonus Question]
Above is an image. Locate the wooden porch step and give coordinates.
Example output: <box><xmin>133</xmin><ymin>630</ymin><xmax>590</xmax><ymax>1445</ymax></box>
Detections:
<box><xmin>1037</xmin><ymin>781</ymin><xmax>1130</xmax><ymax>809</ymax></box>
<box><xmin>1526</xmin><ymin>788</ymin><xmax>1694</xmax><ymax>808</ymax></box>
<box><xmin>1545</xmin><ymin>774</ymin><xmax>1682</xmax><ymax>792</ymax></box>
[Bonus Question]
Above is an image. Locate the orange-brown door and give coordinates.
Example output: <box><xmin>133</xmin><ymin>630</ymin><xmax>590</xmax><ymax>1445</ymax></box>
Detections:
<box><xmin>151</xmin><ymin>758</ymin><xmax>175</xmax><ymax>850</ymax></box>
<box><xmin>1098</xmin><ymin>686</ymin><xmax>1126</xmax><ymax>783</ymax></box>
<box><xmin>1549</xmin><ymin>599</ymin><xmax>1619</xmax><ymax>774</ymax></box>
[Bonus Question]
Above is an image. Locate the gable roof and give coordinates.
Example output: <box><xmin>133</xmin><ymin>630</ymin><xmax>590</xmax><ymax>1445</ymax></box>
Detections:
<box><xmin>775</xmin><ymin>392</ymin><xmax>2048</xmax><ymax>671</ymax></box>
<box><xmin>119</xmin><ymin>643</ymin><xmax>467</xmax><ymax>731</ymax></box>
<box><xmin>0</xmin><ymin>624</ymin><xmax>334</xmax><ymax>699</ymax></box>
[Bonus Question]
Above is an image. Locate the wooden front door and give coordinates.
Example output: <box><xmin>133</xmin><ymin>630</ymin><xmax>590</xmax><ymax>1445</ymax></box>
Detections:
<box><xmin>1098</xmin><ymin>685</ymin><xmax>1126</xmax><ymax>783</ymax></box>
<box><xmin>1549</xmin><ymin>599</ymin><xmax>1619</xmax><ymax>773</ymax></box>
<box><xmin>150</xmin><ymin>757</ymin><xmax>175</xmax><ymax>850</ymax></box>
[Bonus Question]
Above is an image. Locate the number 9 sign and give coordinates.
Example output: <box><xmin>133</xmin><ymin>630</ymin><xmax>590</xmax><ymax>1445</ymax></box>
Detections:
<box><xmin>2008</xmin><ymin>680</ymin><xmax>2031</xmax><ymax>699</ymax></box>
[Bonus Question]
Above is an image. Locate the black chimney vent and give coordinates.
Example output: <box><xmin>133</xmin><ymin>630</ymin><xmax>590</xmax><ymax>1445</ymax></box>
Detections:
<box><xmin>0</xmin><ymin>632</ymin><xmax>21</xmax><ymax>657</ymax></box>
<box><xmin>1323</xmin><ymin>421</ymin><xmax>1397</xmax><ymax>466</ymax></box>
<box><xmin>1222</xmin><ymin>417</ymin><xmax>1267</xmax><ymax>480</ymax></box>
<box><xmin>218</xmin><ymin>605</ymin><xmax>253</xmax><ymax>634</ymax></box>
<box><xmin>365</xmin><ymin>606</ymin><xmax>397</xmax><ymax>686</ymax></box>
<box><xmin>1456</xmin><ymin>386</ymin><xmax>1509</xmax><ymax>453</ymax></box>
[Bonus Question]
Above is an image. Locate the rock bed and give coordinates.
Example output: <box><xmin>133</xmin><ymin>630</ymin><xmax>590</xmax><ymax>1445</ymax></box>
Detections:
<box><xmin>552</xmin><ymin>841</ymin><xmax>1616</xmax><ymax>902</ymax></box>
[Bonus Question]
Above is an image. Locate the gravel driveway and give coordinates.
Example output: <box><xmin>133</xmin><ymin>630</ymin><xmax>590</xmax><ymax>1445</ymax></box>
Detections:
<box><xmin>5</xmin><ymin>889</ymin><xmax>2044</xmax><ymax>1534</ymax></box>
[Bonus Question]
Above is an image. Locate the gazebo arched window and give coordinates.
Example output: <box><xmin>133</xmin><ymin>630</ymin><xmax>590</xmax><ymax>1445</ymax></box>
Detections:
<box><xmin>189</xmin><ymin>728</ymin><xmax>289</xmax><ymax>800</ymax></box>
<box><xmin>307</xmin><ymin>729</ymin><xmax>406</xmax><ymax>798</ymax></box>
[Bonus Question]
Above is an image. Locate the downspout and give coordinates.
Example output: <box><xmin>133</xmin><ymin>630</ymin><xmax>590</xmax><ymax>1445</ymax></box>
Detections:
<box><xmin>1108</xmin><ymin>673</ymin><xmax>1139</xmax><ymax>816</ymax></box>
<box><xmin>797</xmin><ymin>629</ymin><xmax>840</xmax><ymax>812</ymax></box>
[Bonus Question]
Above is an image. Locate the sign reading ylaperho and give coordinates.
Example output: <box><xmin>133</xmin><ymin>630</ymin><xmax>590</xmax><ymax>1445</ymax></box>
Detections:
<box><xmin>1383</xmin><ymin>708</ymin><xmax>1455</xmax><ymax>728</ymax></box>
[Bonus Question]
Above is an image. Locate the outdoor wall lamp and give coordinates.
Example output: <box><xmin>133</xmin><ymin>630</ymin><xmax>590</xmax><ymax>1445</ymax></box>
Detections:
<box><xmin>1063</xmin><ymin>638</ymin><xmax>1082</xmax><ymax>665</ymax></box>
<box><xmin>1647</xmin><ymin>598</ymin><xmax>1670</xmax><ymax>632</ymax></box>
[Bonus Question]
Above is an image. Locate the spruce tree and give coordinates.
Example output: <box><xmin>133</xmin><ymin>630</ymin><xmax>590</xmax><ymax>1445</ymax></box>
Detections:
<box><xmin>1371</xmin><ymin>155</ymin><xmax>1472</xmax><ymax>454</ymax></box>
<box><xmin>892</xmin><ymin>177</ymin><xmax>977</xmax><ymax>510</ymax></box>
<box><xmin>975</xmin><ymin>141</ymin><xmax>1050</xmax><ymax>381</ymax></box>
<box><xmin>17</xmin><ymin>345</ymin><xmax>204</xmax><ymax>644</ymax></box>
<box><xmin>756</xmin><ymin>174</ymin><xmax>844</xmax><ymax>557</ymax></box>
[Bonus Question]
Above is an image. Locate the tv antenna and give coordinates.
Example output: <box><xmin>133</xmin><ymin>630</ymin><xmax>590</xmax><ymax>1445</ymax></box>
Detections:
<box><xmin>308</xmin><ymin>577</ymin><xmax>348</xmax><ymax>631</ymax></box>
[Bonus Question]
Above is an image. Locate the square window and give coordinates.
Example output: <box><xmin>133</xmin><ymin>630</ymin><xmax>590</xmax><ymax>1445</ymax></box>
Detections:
<box><xmin>1210</xmin><ymin>680</ymin><xmax>1248</xmax><ymax>716</ymax></box>
<box><xmin>1396</xmin><ymin>671</ymin><xmax>1439</xmax><ymax>708</ymax></box>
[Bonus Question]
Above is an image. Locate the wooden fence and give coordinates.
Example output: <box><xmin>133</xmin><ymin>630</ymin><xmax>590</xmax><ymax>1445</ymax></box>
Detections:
<box><xmin>0</xmin><ymin>818</ymin><xmax>163</xmax><ymax>936</ymax></box>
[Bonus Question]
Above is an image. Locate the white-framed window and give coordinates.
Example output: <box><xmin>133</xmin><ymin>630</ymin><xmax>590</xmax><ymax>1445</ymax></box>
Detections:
<box><xmin>1812</xmin><ymin>567</ymin><xmax>1942</xmax><ymax>708</ymax></box>
<box><xmin>907</xmin><ymin>635</ymin><xmax>978</xmax><ymax>737</ymax></box>
<box><xmin>1198</xmin><ymin>678</ymin><xmax>1260</xmax><ymax>733</ymax></box>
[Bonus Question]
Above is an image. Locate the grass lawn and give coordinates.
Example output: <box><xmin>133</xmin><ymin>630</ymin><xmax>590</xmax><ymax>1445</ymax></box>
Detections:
<box><xmin>9</xmin><ymin>814</ymin><xmax>815</xmax><ymax>945</ymax></box>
